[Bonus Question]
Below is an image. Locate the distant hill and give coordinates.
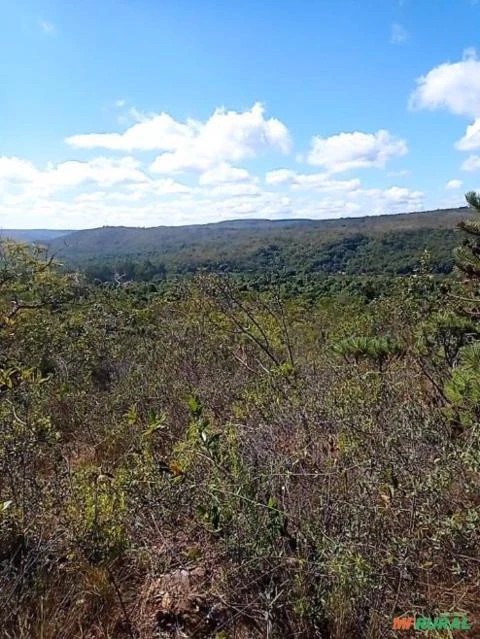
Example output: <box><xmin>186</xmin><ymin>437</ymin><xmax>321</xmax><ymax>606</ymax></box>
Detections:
<box><xmin>48</xmin><ymin>207</ymin><xmax>470</xmax><ymax>255</ymax></box>
<box><xmin>41</xmin><ymin>207</ymin><xmax>471</xmax><ymax>279</ymax></box>
<box><xmin>1</xmin><ymin>229</ymin><xmax>73</xmax><ymax>243</ymax></box>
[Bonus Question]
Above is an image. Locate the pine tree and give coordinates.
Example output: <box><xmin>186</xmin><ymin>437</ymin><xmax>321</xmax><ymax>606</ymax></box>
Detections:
<box><xmin>455</xmin><ymin>191</ymin><xmax>480</xmax><ymax>277</ymax></box>
<box><xmin>444</xmin><ymin>192</ymin><xmax>480</xmax><ymax>423</ymax></box>
<box><xmin>453</xmin><ymin>191</ymin><xmax>480</xmax><ymax>318</ymax></box>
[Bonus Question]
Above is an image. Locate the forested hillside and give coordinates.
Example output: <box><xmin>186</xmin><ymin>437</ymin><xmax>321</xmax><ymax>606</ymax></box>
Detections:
<box><xmin>46</xmin><ymin>207</ymin><xmax>468</xmax><ymax>281</ymax></box>
<box><xmin>1</xmin><ymin>198</ymin><xmax>479</xmax><ymax>638</ymax></box>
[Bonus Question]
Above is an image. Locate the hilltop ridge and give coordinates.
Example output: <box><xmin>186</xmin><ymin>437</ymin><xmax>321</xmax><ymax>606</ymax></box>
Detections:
<box><xmin>37</xmin><ymin>206</ymin><xmax>470</xmax><ymax>277</ymax></box>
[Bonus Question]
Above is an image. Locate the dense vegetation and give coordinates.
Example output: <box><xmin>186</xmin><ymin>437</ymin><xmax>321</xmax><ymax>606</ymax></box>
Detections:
<box><xmin>42</xmin><ymin>207</ymin><xmax>468</xmax><ymax>283</ymax></box>
<box><xmin>0</xmin><ymin>200</ymin><xmax>479</xmax><ymax>638</ymax></box>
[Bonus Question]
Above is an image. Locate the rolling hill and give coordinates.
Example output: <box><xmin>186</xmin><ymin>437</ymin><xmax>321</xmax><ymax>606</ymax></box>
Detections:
<box><xmin>40</xmin><ymin>206</ymin><xmax>471</xmax><ymax>278</ymax></box>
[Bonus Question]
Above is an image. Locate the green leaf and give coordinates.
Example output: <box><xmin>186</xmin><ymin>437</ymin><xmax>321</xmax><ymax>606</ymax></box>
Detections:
<box><xmin>188</xmin><ymin>395</ymin><xmax>203</xmax><ymax>418</ymax></box>
<box><xmin>267</xmin><ymin>496</ymin><xmax>277</xmax><ymax>509</ymax></box>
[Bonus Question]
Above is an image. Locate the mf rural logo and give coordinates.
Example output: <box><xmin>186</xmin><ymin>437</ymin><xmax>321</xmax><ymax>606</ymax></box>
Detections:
<box><xmin>392</xmin><ymin>614</ymin><xmax>472</xmax><ymax>631</ymax></box>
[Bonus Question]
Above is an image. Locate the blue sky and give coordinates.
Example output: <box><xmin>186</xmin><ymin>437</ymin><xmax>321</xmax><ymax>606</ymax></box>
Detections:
<box><xmin>2</xmin><ymin>0</ymin><xmax>480</xmax><ymax>228</ymax></box>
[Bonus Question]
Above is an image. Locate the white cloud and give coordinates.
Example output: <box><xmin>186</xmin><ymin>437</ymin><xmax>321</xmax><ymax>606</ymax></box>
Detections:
<box><xmin>0</xmin><ymin>157</ymin><xmax>38</xmax><ymax>183</ymax></box>
<box><xmin>0</xmin><ymin>155</ymin><xmax>148</xmax><ymax>204</ymax></box>
<box><xmin>208</xmin><ymin>183</ymin><xmax>262</xmax><ymax>198</ymax></box>
<box><xmin>287</xmin><ymin>185</ymin><xmax>423</xmax><ymax>219</ymax></box>
<box><xmin>67</xmin><ymin>112</ymin><xmax>192</xmax><ymax>152</ymax></box>
<box><xmin>410</xmin><ymin>50</ymin><xmax>480</xmax><ymax>154</ymax></box>
<box><xmin>390</xmin><ymin>23</ymin><xmax>409</xmax><ymax>45</ymax></box>
<box><xmin>355</xmin><ymin>186</ymin><xmax>424</xmax><ymax>213</ymax></box>
<box><xmin>199</xmin><ymin>163</ymin><xmax>252</xmax><ymax>185</ymax></box>
<box><xmin>123</xmin><ymin>178</ymin><xmax>191</xmax><ymax>200</ymax></box>
<box><xmin>66</xmin><ymin>103</ymin><xmax>291</xmax><ymax>174</ymax></box>
<box><xmin>39</xmin><ymin>19</ymin><xmax>56</xmax><ymax>35</ymax></box>
<box><xmin>293</xmin><ymin>198</ymin><xmax>362</xmax><ymax>219</ymax></box>
<box><xmin>75</xmin><ymin>178</ymin><xmax>191</xmax><ymax>204</ymax></box>
<box><xmin>305</xmin><ymin>130</ymin><xmax>407</xmax><ymax>173</ymax></box>
<box><xmin>461</xmin><ymin>154</ymin><xmax>480</xmax><ymax>171</ymax></box>
<box><xmin>383</xmin><ymin>186</ymin><xmax>423</xmax><ymax>204</ymax></box>
<box><xmin>445</xmin><ymin>179</ymin><xmax>463</xmax><ymax>189</ymax></box>
<box><xmin>0</xmin><ymin>103</ymin><xmax>429</xmax><ymax>228</ymax></box>
<box><xmin>293</xmin><ymin>175</ymin><xmax>361</xmax><ymax>192</ymax></box>
<box><xmin>456</xmin><ymin>118</ymin><xmax>480</xmax><ymax>149</ymax></box>
<box><xmin>265</xmin><ymin>169</ymin><xmax>361</xmax><ymax>192</ymax></box>
<box><xmin>409</xmin><ymin>48</ymin><xmax>480</xmax><ymax>117</ymax></box>
<box><xmin>42</xmin><ymin>157</ymin><xmax>146</xmax><ymax>190</ymax></box>
<box><xmin>150</xmin><ymin>104</ymin><xmax>291</xmax><ymax>174</ymax></box>
<box><xmin>265</xmin><ymin>169</ymin><xmax>296</xmax><ymax>185</ymax></box>
<box><xmin>264</xmin><ymin>169</ymin><xmax>422</xmax><ymax>216</ymax></box>
<box><xmin>0</xmin><ymin>168</ymin><xmax>425</xmax><ymax>229</ymax></box>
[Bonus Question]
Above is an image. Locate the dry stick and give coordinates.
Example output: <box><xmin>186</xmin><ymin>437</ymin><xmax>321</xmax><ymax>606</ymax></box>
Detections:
<box><xmin>250</xmin><ymin>285</ymin><xmax>295</xmax><ymax>368</ymax></box>
<box><xmin>390</xmin><ymin>567</ymin><xmax>404</xmax><ymax>623</ymax></box>
<box><xmin>221</xmin><ymin>279</ymin><xmax>274</xmax><ymax>350</ymax></box>
<box><xmin>105</xmin><ymin>564</ymin><xmax>136</xmax><ymax>639</ymax></box>
<box><xmin>408</xmin><ymin>492</ymin><xmax>417</xmax><ymax>536</ymax></box>
<box><xmin>227</xmin><ymin>346</ymin><xmax>258</xmax><ymax>374</ymax></box>
<box><xmin>212</xmin><ymin>298</ymin><xmax>309</xmax><ymax>431</ymax></box>
<box><xmin>415</xmin><ymin>357</ymin><xmax>449</xmax><ymax>404</ymax></box>
<box><xmin>209</xmin><ymin>310</ymin><xmax>277</xmax><ymax>372</ymax></box>
<box><xmin>223</xmin><ymin>308</ymin><xmax>279</xmax><ymax>367</ymax></box>
<box><xmin>214</xmin><ymin>281</ymin><xmax>281</xmax><ymax>367</ymax></box>
<box><xmin>203</xmin><ymin>281</ymin><xmax>299</xmax><ymax>384</ymax></box>
<box><xmin>274</xmin><ymin>290</ymin><xmax>295</xmax><ymax>368</ymax></box>
<box><xmin>447</xmin><ymin>292</ymin><xmax>480</xmax><ymax>304</ymax></box>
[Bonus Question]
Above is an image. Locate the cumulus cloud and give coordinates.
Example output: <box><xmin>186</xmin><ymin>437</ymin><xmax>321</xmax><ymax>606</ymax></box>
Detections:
<box><xmin>0</xmin><ymin>172</ymin><xmax>424</xmax><ymax>229</ymax></box>
<box><xmin>461</xmin><ymin>155</ymin><xmax>480</xmax><ymax>171</ymax></box>
<box><xmin>456</xmin><ymin>118</ymin><xmax>480</xmax><ymax>150</ymax></box>
<box><xmin>67</xmin><ymin>112</ymin><xmax>192</xmax><ymax>152</ymax></box>
<box><xmin>445</xmin><ymin>179</ymin><xmax>463</xmax><ymax>189</ymax></box>
<box><xmin>199</xmin><ymin>163</ymin><xmax>252</xmax><ymax>185</ymax></box>
<box><xmin>354</xmin><ymin>186</ymin><xmax>424</xmax><ymax>213</ymax></box>
<box><xmin>410</xmin><ymin>50</ymin><xmax>480</xmax><ymax>156</ymax></box>
<box><xmin>0</xmin><ymin>101</ymin><xmax>428</xmax><ymax>228</ymax></box>
<box><xmin>207</xmin><ymin>183</ymin><xmax>262</xmax><ymax>198</ymax></box>
<box><xmin>41</xmin><ymin>157</ymin><xmax>147</xmax><ymax>190</ymax></box>
<box><xmin>66</xmin><ymin>103</ymin><xmax>291</xmax><ymax>174</ymax></box>
<box><xmin>264</xmin><ymin>169</ymin><xmax>296</xmax><ymax>185</ymax></box>
<box><xmin>292</xmin><ymin>198</ymin><xmax>362</xmax><ymax>219</ymax></box>
<box><xmin>0</xmin><ymin>155</ymin><xmax>148</xmax><ymax>205</ymax></box>
<box><xmin>123</xmin><ymin>178</ymin><xmax>191</xmax><ymax>200</ymax></box>
<box><xmin>264</xmin><ymin>168</ymin><xmax>422</xmax><ymax>215</ymax></box>
<box><xmin>390</xmin><ymin>23</ymin><xmax>409</xmax><ymax>45</ymax></box>
<box><xmin>287</xmin><ymin>185</ymin><xmax>423</xmax><ymax>219</ymax></box>
<box><xmin>379</xmin><ymin>186</ymin><xmax>423</xmax><ymax>206</ymax></box>
<box><xmin>265</xmin><ymin>169</ymin><xmax>361</xmax><ymax>192</ymax></box>
<box><xmin>0</xmin><ymin>157</ymin><xmax>38</xmax><ymax>183</ymax></box>
<box><xmin>409</xmin><ymin>48</ymin><xmax>480</xmax><ymax>117</ymax></box>
<box><xmin>305</xmin><ymin>130</ymin><xmax>407</xmax><ymax>173</ymax></box>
